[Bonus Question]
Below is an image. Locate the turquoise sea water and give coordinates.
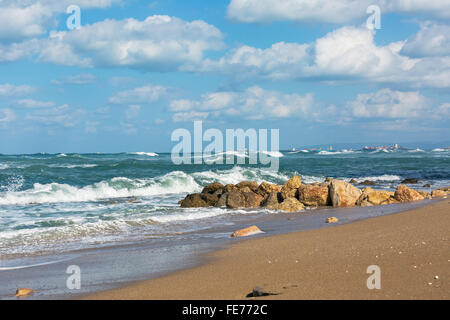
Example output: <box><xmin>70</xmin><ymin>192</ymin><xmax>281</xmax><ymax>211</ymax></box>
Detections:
<box><xmin>0</xmin><ymin>148</ymin><xmax>449</xmax><ymax>260</ymax></box>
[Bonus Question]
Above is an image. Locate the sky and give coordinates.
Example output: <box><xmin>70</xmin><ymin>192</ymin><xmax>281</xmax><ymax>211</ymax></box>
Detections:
<box><xmin>0</xmin><ymin>0</ymin><xmax>449</xmax><ymax>154</ymax></box>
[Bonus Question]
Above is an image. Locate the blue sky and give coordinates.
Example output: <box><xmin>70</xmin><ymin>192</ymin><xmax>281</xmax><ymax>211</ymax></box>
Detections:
<box><xmin>0</xmin><ymin>0</ymin><xmax>449</xmax><ymax>154</ymax></box>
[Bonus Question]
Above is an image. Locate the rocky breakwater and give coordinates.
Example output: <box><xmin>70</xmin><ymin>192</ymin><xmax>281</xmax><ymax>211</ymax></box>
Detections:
<box><xmin>179</xmin><ymin>176</ymin><xmax>450</xmax><ymax>212</ymax></box>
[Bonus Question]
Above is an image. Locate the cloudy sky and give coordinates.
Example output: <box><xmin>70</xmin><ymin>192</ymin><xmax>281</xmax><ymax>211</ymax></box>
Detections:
<box><xmin>0</xmin><ymin>0</ymin><xmax>449</xmax><ymax>153</ymax></box>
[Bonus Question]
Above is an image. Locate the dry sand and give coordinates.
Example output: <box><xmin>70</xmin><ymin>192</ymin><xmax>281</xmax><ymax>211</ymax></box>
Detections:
<box><xmin>84</xmin><ymin>199</ymin><xmax>450</xmax><ymax>300</ymax></box>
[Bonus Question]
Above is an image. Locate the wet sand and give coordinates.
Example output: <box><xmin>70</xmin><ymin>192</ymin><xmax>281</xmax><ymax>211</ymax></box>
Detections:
<box><xmin>85</xmin><ymin>199</ymin><xmax>450</xmax><ymax>300</ymax></box>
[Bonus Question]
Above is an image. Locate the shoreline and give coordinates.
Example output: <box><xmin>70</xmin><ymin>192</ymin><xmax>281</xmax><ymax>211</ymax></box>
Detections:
<box><xmin>84</xmin><ymin>198</ymin><xmax>450</xmax><ymax>300</ymax></box>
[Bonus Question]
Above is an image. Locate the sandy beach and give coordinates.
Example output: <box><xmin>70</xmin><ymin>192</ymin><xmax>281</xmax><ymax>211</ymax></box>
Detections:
<box><xmin>84</xmin><ymin>198</ymin><xmax>450</xmax><ymax>300</ymax></box>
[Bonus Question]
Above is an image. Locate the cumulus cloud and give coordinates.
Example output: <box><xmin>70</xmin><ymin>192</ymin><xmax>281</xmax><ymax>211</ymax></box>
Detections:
<box><xmin>198</xmin><ymin>26</ymin><xmax>450</xmax><ymax>88</ymax></box>
<box><xmin>347</xmin><ymin>89</ymin><xmax>430</xmax><ymax>118</ymax></box>
<box><xmin>0</xmin><ymin>1</ymin><xmax>121</xmax><ymax>42</ymax></box>
<box><xmin>169</xmin><ymin>86</ymin><xmax>314</xmax><ymax>121</ymax></box>
<box><xmin>109</xmin><ymin>84</ymin><xmax>167</xmax><ymax>104</ymax></box>
<box><xmin>38</xmin><ymin>15</ymin><xmax>224</xmax><ymax>70</ymax></box>
<box><xmin>401</xmin><ymin>23</ymin><xmax>450</xmax><ymax>58</ymax></box>
<box><xmin>227</xmin><ymin>0</ymin><xmax>450</xmax><ymax>23</ymax></box>
<box><xmin>172</xmin><ymin>111</ymin><xmax>209</xmax><ymax>123</ymax></box>
<box><xmin>0</xmin><ymin>84</ymin><xmax>35</xmax><ymax>97</ymax></box>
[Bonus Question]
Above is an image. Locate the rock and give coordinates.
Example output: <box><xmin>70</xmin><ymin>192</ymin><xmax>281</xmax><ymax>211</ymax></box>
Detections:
<box><xmin>214</xmin><ymin>192</ymin><xmax>228</xmax><ymax>207</ymax></box>
<box><xmin>201</xmin><ymin>182</ymin><xmax>224</xmax><ymax>194</ymax></box>
<box><xmin>239</xmin><ymin>186</ymin><xmax>253</xmax><ymax>193</ymax></box>
<box><xmin>326</xmin><ymin>217</ymin><xmax>338</xmax><ymax>223</ymax></box>
<box><xmin>226</xmin><ymin>191</ymin><xmax>263</xmax><ymax>209</ymax></box>
<box><xmin>201</xmin><ymin>193</ymin><xmax>220</xmax><ymax>206</ymax></box>
<box><xmin>401</xmin><ymin>178</ymin><xmax>419</xmax><ymax>184</ymax></box>
<box><xmin>297</xmin><ymin>184</ymin><xmax>330</xmax><ymax>207</ymax></box>
<box><xmin>223</xmin><ymin>184</ymin><xmax>239</xmax><ymax>193</ymax></box>
<box><xmin>242</xmin><ymin>192</ymin><xmax>264</xmax><ymax>208</ymax></box>
<box><xmin>394</xmin><ymin>185</ymin><xmax>425</xmax><ymax>202</ymax></box>
<box><xmin>278</xmin><ymin>198</ymin><xmax>305</xmax><ymax>212</ymax></box>
<box><xmin>180</xmin><ymin>193</ymin><xmax>210</xmax><ymax>208</ymax></box>
<box><xmin>359</xmin><ymin>180</ymin><xmax>375</xmax><ymax>186</ymax></box>
<box><xmin>431</xmin><ymin>189</ymin><xmax>447</xmax><ymax>198</ymax></box>
<box><xmin>281</xmin><ymin>176</ymin><xmax>302</xmax><ymax>199</ymax></box>
<box><xmin>261</xmin><ymin>192</ymin><xmax>282</xmax><ymax>210</ymax></box>
<box><xmin>329</xmin><ymin>180</ymin><xmax>362</xmax><ymax>207</ymax></box>
<box><xmin>417</xmin><ymin>190</ymin><xmax>431</xmax><ymax>199</ymax></box>
<box><xmin>226</xmin><ymin>192</ymin><xmax>246</xmax><ymax>209</ymax></box>
<box><xmin>423</xmin><ymin>184</ymin><xmax>431</xmax><ymax>188</ymax></box>
<box><xmin>325</xmin><ymin>177</ymin><xmax>333</xmax><ymax>182</ymax></box>
<box><xmin>231</xmin><ymin>226</ymin><xmax>262</xmax><ymax>237</ymax></box>
<box><xmin>357</xmin><ymin>188</ymin><xmax>395</xmax><ymax>206</ymax></box>
<box><xmin>236</xmin><ymin>181</ymin><xmax>259</xmax><ymax>193</ymax></box>
<box><xmin>15</xmin><ymin>288</ymin><xmax>34</xmax><ymax>297</ymax></box>
<box><xmin>257</xmin><ymin>182</ymin><xmax>281</xmax><ymax>197</ymax></box>
<box><xmin>349</xmin><ymin>179</ymin><xmax>358</xmax><ymax>184</ymax></box>
<box><xmin>246</xmin><ymin>287</ymin><xmax>276</xmax><ymax>297</ymax></box>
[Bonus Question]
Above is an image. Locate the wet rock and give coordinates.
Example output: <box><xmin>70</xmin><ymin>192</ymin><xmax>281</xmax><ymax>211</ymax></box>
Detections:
<box><xmin>417</xmin><ymin>190</ymin><xmax>431</xmax><ymax>199</ymax></box>
<box><xmin>201</xmin><ymin>193</ymin><xmax>220</xmax><ymax>206</ymax></box>
<box><xmin>179</xmin><ymin>193</ymin><xmax>209</xmax><ymax>208</ymax></box>
<box><xmin>223</xmin><ymin>184</ymin><xmax>239</xmax><ymax>193</ymax></box>
<box><xmin>214</xmin><ymin>192</ymin><xmax>228</xmax><ymax>207</ymax></box>
<box><xmin>261</xmin><ymin>192</ymin><xmax>282</xmax><ymax>210</ymax></box>
<box><xmin>226</xmin><ymin>191</ymin><xmax>263</xmax><ymax>209</ymax></box>
<box><xmin>281</xmin><ymin>175</ymin><xmax>302</xmax><ymax>199</ymax></box>
<box><xmin>326</xmin><ymin>217</ymin><xmax>339</xmax><ymax>223</ymax></box>
<box><xmin>297</xmin><ymin>184</ymin><xmax>330</xmax><ymax>207</ymax></box>
<box><xmin>278</xmin><ymin>198</ymin><xmax>305</xmax><ymax>212</ymax></box>
<box><xmin>349</xmin><ymin>179</ymin><xmax>358</xmax><ymax>184</ymax></box>
<box><xmin>231</xmin><ymin>226</ymin><xmax>262</xmax><ymax>238</ymax></box>
<box><xmin>423</xmin><ymin>184</ymin><xmax>431</xmax><ymax>188</ymax></box>
<box><xmin>15</xmin><ymin>288</ymin><xmax>34</xmax><ymax>297</ymax></box>
<box><xmin>246</xmin><ymin>287</ymin><xmax>277</xmax><ymax>298</ymax></box>
<box><xmin>201</xmin><ymin>182</ymin><xmax>224</xmax><ymax>194</ymax></box>
<box><xmin>359</xmin><ymin>180</ymin><xmax>376</xmax><ymax>186</ymax></box>
<box><xmin>242</xmin><ymin>192</ymin><xmax>264</xmax><ymax>208</ymax></box>
<box><xmin>329</xmin><ymin>180</ymin><xmax>362</xmax><ymax>207</ymax></box>
<box><xmin>394</xmin><ymin>185</ymin><xmax>425</xmax><ymax>202</ymax></box>
<box><xmin>401</xmin><ymin>178</ymin><xmax>419</xmax><ymax>184</ymax></box>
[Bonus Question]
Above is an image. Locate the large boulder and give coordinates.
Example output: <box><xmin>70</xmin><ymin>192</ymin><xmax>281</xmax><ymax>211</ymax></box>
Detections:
<box><xmin>223</xmin><ymin>184</ymin><xmax>239</xmax><ymax>193</ymax></box>
<box><xmin>431</xmin><ymin>189</ymin><xmax>447</xmax><ymax>198</ymax></box>
<box><xmin>261</xmin><ymin>191</ymin><xmax>282</xmax><ymax>210</ymax></box>
<box><xmin>357</xmin><ymin>188</ymin><xmax>395</xmax><ymax>206</ymax></box>
<box><xmin>278</xmin><ymin>197</ymin><xmax>305</xmax><ymax>212</ymax></box>
<box><xmin>180</xmin><ymin>193</ymin><xmax>210</xmax><ymax>208</ymax></box>
<box><xmin>257</xmin><ymin>182</ymin><xmax>281</xmax><ymax>197</ymax></box>
<box><xmin>236</xmin><ymin>181</ymin><xmax>259</xmax><ymax>193</ymax></box>
<box><xmin>201</xmin><ymin>182</ymin><xmax>224</xmax><ymax>194</ymax></box>
<box><xmin>297</xmin><ymin>184</ymin><xmax>330</xmax><ymax>206</ymax></box>
<box><xmin>226</xmin><ymin>191</ymin><xmax>263</xmax><ymax>209</ymax></box>
<box><xmin>329</xmin><ymin>180</ymin><xmax>362</xmax><ymax>207</ymax></box>
<box><xmin>394</xmin><ymin>185</ymin><xmax>425</xmax><ymax>202</ymax></box>
<box><xmin>281</xmin><ymin>176</ymin><xmax>302</xmax><ymax>199</ymax></box>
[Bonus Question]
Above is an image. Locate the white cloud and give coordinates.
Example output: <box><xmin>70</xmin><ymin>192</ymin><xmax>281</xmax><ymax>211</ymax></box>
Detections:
<box><xmin>169</xmin><ymin>86</ymin><xmax>314</xmax><ymax>120</ymax></box>
<box><xmin>51</xmin><ymin>74</ymin><xmax>97</xmax><ymax>85</ymax></box>
<box><xmin>348</xmin><ymin>89</ymin><xmax>430</xmax><ymax>118</ymax></box>
<box><xmin>199</xmin><ymin>26</ymin><xmax>450</xmax><ymax>88</ymax></box>
<box><xmin>227</xmin><ymin>0</ymin><xmax>450</xmax><ymax>23</ymax></box>
<box><xmin>401</xmin><ymin>23</ymin><xmax>450</xmax><ymax>57</ymax></box>
<box><xmin>38</xmin><ymin>15</ymin><xmax>224</xmax><ymax>70</ymax></box>
<box><xmin>14</xmin><ymin>99</ymin><xmax>56</xmax><ymax>108</ymax></box>
<box><xmin>109</xmin><ymin>84</ymin><xmax>166</xmax><ymax>104</ymax></box>
<box><xmin>26</xmin><ymin>104</ymin><xmax>84</xmax><ymax>127</ymax></box>
<box><xmin>0</xmin><ymin>109</ymin><xmax>15</xmax><ymax>122</ymax></box>
<box><xmin>0</xmin><ymin>1</ymin><xmax>121</xmax><ymax>43</ymax></box>
<box><xmin>0</xmin><ymin>84</ymin><xmax>35</xmax><ymax>97</ymax></box>
<box><xmin>172</xmin><ymin>111</ymin><xmax>209</xmax><ymax>123</ymax></box>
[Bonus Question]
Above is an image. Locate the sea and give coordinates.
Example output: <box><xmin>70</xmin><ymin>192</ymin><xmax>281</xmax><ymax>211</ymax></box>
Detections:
<box><xmin>0</xmin><ymin>148</ymin><xmax>449</xmax><ymax>298</ymax></box>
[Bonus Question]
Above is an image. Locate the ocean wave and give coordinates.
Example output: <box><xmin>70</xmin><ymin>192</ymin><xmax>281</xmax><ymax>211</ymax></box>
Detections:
<box><xmin>432</xmin><ymin>148</ymin><xmax>447</xmax><ymax>152</ymax></box>
<box><xmin>0</xmin><ymin>163</ymin><xmax>8</xmax><ymax>170</ymax></box>
<box><xmin>129</xmin><ymin>152</ymin><xmax>159</xmax><ymax>157</ymax></box>
<box><xmin>408</xmin><ymin>148</ymin><xmax>425</xmax><ymax>153</ymax></box>
<box><xmin>350</xmin><ymin>174</ymin><xmax>402</xmax><ymax>183</ymax></box>
<box><xmin>318</xmin><ymin>150</ymin><xmax>359</xmax><ymax>155</ymax></box>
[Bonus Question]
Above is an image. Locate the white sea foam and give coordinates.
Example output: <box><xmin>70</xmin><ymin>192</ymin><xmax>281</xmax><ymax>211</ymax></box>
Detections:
<box><xmin>351</xmin><ymin>175</ymin><xmax>402</xmax><ymax>182</ymax></box>
<box><xmin>129</xmin><ymin>152</ymin><xmax>159</xmax><ymax>157</ymax></box>
<box><xmin>0</xmin><ymin>163</ymin><xmax>8</xmax><ymax>170</ymax></box>
<box><xmin>432</xmin><ymin>148</ymin><xmax>446</xmax><ymax>152</ymax></box>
